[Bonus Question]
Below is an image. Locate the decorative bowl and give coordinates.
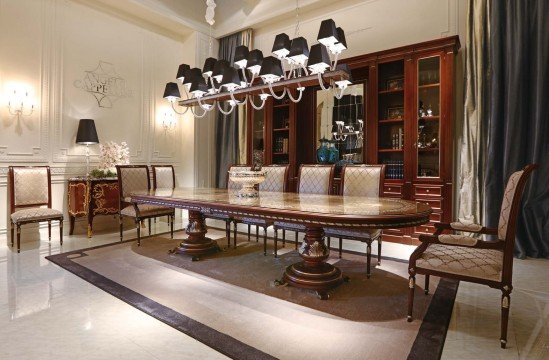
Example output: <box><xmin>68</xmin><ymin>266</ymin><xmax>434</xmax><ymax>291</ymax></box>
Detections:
<box><xmin>228</xmin><ymin>170</ymin><xmax>266</xmax><ymax>198</ymax></box>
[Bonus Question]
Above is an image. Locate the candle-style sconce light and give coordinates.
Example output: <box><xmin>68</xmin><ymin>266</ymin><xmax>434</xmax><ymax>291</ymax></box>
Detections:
<box><xmin>162</xmin><ymin>112</ymin><xmax>176</xmax><ymax>134</ymax></box>
<box><xmin>7</xmin><ymin>89</ymin><xmax>34</xmax><ymax>118</ymax></box>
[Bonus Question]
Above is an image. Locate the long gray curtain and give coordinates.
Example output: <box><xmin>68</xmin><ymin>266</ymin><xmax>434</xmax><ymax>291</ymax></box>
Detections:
<box><xmin>485</xmin><ymin>0</ymin><xmax>549</xmax><ymax>258</ymax></box>
<box><xmin>215</xmin><ymin>32</ymin><xmax>242</xmax><ymax>188</ymax></box>
<box><xmin>457</xmin><ymin>0</ymin><xmax>491</xmax><ymax>227</ymax></box>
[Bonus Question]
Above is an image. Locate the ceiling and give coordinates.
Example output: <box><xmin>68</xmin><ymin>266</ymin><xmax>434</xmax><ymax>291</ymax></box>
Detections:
<box><xmin>88</xmin><ymin>0</ymin><xmax>348</xmax><ymax>38</ymax></box>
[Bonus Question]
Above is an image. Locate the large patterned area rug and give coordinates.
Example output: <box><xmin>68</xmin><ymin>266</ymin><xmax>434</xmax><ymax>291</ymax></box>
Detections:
<box><xmin>47</xmin><ymin>231</ymin><xmax>458</xmax><ymax>360</ymax></box>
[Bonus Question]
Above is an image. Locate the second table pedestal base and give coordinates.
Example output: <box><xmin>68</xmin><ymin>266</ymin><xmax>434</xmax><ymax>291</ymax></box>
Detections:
<box><xmin>282</xmin><ymin>225</ymin><xmax>344</xmax><ymax>299</ymax></box>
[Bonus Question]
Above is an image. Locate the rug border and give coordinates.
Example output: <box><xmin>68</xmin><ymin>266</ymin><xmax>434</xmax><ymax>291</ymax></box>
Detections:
<box><xmin>46</xmin><ymin>235</ymin><xmax>457</xmax><ymax>360</ymax></box>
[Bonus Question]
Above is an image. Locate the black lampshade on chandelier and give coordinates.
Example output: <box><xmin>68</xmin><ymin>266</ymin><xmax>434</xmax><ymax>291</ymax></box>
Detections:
<box><xmin>164</xmin><ymin>18</ymin><xmax>351</xmax><ymax>118</ymax></box>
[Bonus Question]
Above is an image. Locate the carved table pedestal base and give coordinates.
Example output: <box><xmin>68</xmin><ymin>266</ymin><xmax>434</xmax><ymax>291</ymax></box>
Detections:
<box><xmin>171</xmin><ymin>210</ymin><xmax>219</xmax><ymax>261</ymax></box>
<box><xmin>282</xmin><ymin>225</ymin><xmax>344</xmax><ymax>299</ymax></box>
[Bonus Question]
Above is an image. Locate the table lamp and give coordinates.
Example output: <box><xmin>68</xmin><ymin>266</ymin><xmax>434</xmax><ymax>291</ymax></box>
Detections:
<box><xmin>76</xmin><ymin>119</ymin><xmax>99</xmax><ymax>176</ymax></box>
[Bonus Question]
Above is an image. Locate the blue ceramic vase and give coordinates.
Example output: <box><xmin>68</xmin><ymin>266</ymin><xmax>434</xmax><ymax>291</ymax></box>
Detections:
<box><xmin>316</xmin><ymin>138</ymin><xmax>330</xmax><ymax>164</ymax></box>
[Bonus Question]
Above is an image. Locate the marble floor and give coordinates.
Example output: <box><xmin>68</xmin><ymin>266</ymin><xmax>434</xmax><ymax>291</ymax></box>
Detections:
<box><xmin>0</xmin><ymin>216</ymin><xmax>547</xmax><ymax>359</ymax></box>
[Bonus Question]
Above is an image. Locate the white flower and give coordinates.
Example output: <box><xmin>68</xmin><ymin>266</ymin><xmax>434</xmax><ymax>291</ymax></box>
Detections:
<box><xmin>98</xmin><ymin>141</ymin><xmax>130</xmax><ymax>169</ymax></box>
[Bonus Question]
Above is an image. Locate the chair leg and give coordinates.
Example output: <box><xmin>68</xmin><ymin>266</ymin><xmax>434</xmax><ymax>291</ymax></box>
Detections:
<box><xmin>148</xmin><ymin>218</ymin><xmax>152</xmax><ymax>236</ymax></box>
<box><xmin>225</xmin><ymin>221</ymin><xmax>231</xmax><ymax>248</ymax></box>
<box><xmin>327</xmin><ymin>236</ymin><xmax>331</xmax><ymax>249</ymax></box>
<box><xmin>366</xmin><ymin>242</ymin><xmax>372</xmax><ymax>278</ymax></box>
<box><xmin>10</xmin><ymin>222</ymin><xmax>14</xmax><ymax>247</ymax></box>
<box><xmin>282</xmin><ymin>229</ymin><xmax>286</xmax><ymax>247</ymax></box>
<box><xmin>424</xmin><ymin>275</ymin><xmax>430</xmax><ymax>295</ymax></box>
<box><xmin>233</xmin><ymin>221</ymin><xmax>237</xmax><ymax>247</ymax></box>
<box><xmin>136</xmin><ymin>220</ymin><xmax>141</xmax><ymax>246</ymax></box>
<box><xmin>119</xmin><ymin>216</ymin><xmax>124</xmax><ymax>241</ymax></box>
<box><xmin>377</xmin><ymin>237</ymin><xmax>382</xmax><ymax>265</ymax></box>
<box><xmin>48</xmin><ymin>221</ymin><xmax>51</xmax><ymax>241</ymax></box>
<box><xmin>338</xmin><ymin>237</ymin><xmax>343</xmax><ymax>259</ymax></box>
<box><xmin>170</xmin><ymin>215</ymin><xmax>174</xmax><ymax>239</ymax></box>
<box><xmin>501</xmin><ymin>289</ymin><xmax>511</xmax><ymax>348</ymax></box>
<box><xmin>295</xmin><ymin>231</ymin><xmax>298</xmax><ymax>250</ymax></box>
<box><xmin>255</xmin><ymin>226</ymin><xmax>259</xmax><ymax>242</ymax></box>
<box><xmin>247</xmin><ymin>224</ymin><xmax>251</xmax><ymax>241</ymax></box>
<box><xmin>59</xmin><ymin>220</ymin><xmax>63</xmax><ymax>246</ymax></box>
<box><xmin>274</xmin><ymin>228</ymin><xmax>278</xmax><ymax>258</ymax></box>
<box><xmin>263</xmin><ymin>227</ymin><xmax>267</xmax><ymax>256</ymax></box>
<box><xmin>407</xmin><ymin>274</ymin><xmax>416</xmax><ymax>322</ymax></box>
<box><xmin>16</xmin><ymin>224</ymin><xmax>21</xmax><ymax>253</ymax></box>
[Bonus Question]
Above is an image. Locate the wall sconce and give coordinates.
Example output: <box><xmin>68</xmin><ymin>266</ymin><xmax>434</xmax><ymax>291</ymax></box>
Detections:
<box><xmin>162</xmin><ymin>112</ymin><xmax>176</xmax><ymax>134</ymax></box>
<box><xmin>7</xmin><ymin>90</ymin><xmax>34</xmax><ymax>118</ymax></box>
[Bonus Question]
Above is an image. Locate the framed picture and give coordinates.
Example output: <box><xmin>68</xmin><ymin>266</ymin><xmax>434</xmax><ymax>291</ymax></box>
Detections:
<box><xmin>387</xmin><ymin>107</ymin><xmax>404</xmax><ymax>120</ymax></box>
<box><xmin>386</xmin><ymin>78</ymin><xmax>404</xmax><ymax>91</ymax></box>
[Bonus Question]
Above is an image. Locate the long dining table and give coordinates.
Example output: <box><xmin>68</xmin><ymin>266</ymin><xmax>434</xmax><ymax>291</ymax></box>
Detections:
<box><xmin>132</xmin><ymin>188</ymin><xmax>432</xmax><ymax>299</ymax></box>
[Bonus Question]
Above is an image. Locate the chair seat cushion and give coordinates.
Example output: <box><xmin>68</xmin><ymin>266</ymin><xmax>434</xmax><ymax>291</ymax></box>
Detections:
<box><xmin>324</xmin><ymin>228</ymin><xmax>381</xmax><ymax>240</ymax></box>
<box><xmin>11</xmin><ymin>208</ymin><xmax>63</xmax><ymax>223</ymax></box>
<box><xmin>274</xmin><ymin>221</ymin><xmax>306</xmax><ymax>231</ymax></box>
<box><xmin>237</xmin><ymin>217</ymin><xmax>273</xmax><ymax>227</ymax></box>
<box><xmin>416</xmin><ymin>243</ymin><xmax>503</xmax><ymax>282</ymax></box>
<box><xmin>120</xmin><ymin>204</ymin><xmax>174</xmax><ymax>218</ymax></box>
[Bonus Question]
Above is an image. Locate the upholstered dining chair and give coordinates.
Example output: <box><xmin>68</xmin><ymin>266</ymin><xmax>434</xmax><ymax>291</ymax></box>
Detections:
<box><xmin>8</xmin><ymin>166</ymin><xmax>63</xmax><ymax>253</ymax></box>
<box><xmin>204</xmin><ymin>164</ymin><xmax>251</xmax><ymax>248</ymax></box>
<box><xmin>324</xmin><ymin>164</ymin><xmax>385</xmax><ymax>278</ymax></box>
<box><xmin>407</xmin><ymin>164</ymin><xmax>537</xmax><ymax>348</ymax></box>
<box><xmin>152</xmin><ymin>165</ymin><xmax>176</xmax><ymax>226</ymax></box>
<box><xmin>273</xmin><ymin>164</ymin><xmax>335</xmax><ymax>257</ymax></box>
<box><xmin>116</xmin><ymin>165</ymin><xmax>175</xmax><ymax>245</ymax></box>
<box><xmin>233</xmin><ymin>165</ymin><xmax>289</xmax><ymax>255</ymax></box>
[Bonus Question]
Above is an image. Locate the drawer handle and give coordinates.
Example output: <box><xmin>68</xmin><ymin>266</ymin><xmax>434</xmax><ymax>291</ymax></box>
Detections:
<box><xmin>426</xmin><ymin>189</ymin><xmax>430</xmax><ymax>193</ymax></box>
<box><xmin>388</xmin><ymin>187</ymin><xmax>392</xmax><ymax>191</ymax></box>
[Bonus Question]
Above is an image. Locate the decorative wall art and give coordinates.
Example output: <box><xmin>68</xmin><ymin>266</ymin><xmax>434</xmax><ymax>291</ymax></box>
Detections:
<box><xmin>74</xmin><ymin>61</ymin><xmax>132</xmax><ymax>108</ymax></box>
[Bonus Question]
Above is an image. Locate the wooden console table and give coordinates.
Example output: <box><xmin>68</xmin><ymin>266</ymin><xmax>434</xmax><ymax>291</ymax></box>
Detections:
<box><xmin>68</xmin><ymin>177</ymin><xmax>119</xmax><ymax>237</ymax></box>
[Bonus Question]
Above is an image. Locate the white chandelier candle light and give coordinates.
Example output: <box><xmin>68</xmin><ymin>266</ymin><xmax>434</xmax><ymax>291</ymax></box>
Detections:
<box><xmin>164</xmin><ymin>17</ymin><xmax>352</xmax><ymax>116</ymax></box>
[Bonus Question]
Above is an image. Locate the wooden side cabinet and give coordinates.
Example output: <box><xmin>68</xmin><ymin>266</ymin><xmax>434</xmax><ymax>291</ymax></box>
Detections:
<box><xmin>68</xmin><ymin>178</ymin><xmax>119</xmax><ymax>237</ymax></box>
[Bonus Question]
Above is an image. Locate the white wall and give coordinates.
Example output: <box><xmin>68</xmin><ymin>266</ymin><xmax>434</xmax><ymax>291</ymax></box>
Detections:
<box><xmin>254</xmin><ymin>0</ymin><xmax>466</xmax><ymax>58</ymax></box>
<box><xmin>0</xmin><ymin>0</ymin><xmax>198</xmax><ymax>234</ymax></box>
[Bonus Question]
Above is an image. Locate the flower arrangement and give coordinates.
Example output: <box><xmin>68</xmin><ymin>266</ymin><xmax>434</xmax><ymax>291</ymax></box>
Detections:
<box><xmin>91</xmin><ymin>141</ymin><xmax>130</xmax><ymax>178</ymax></box>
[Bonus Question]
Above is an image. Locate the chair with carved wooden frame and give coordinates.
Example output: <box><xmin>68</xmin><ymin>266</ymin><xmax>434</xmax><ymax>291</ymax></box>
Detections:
<box><xmin>324</xmin><ymin>164</ymin><xmax>385</xmax><ymax>278</ymax></box>
<box><xmin>116</xmin><ymin>165</ymin><xmax>174</xmax><ymax>245</ymax></box>
<box><xmin>8</xmin><ymin>166</ymin><xmax>64</xmax><ymax>253</ymax></box>
<box><xmin>151</xmin><ymin>165</ymin><xmax>176</xmax><ymax>227</ymax></box>
<box><xmin>204</xmin><ymin>164</ymin><xmax>251</xmax><ymax>248</ymax></box>
<box><xmin>273</xmin><ymin>164</ymin><xmax>335</xmax><ymax>257</ymax></box>
<box><xmin>407</xmin><ymin>164</ymin><xmax>537</xmax><ymax>348</ymax></box>
<box><xmin>233</xmin><ymin>164</ymin><xmax>289</xmax><ymax>255</ymax></box>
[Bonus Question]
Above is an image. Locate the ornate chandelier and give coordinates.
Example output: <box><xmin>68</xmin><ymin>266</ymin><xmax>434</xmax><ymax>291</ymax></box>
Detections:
<box><xmin>163</xmin><ymin>2</ymin><xmax>351</xmax><ymax>117</ymax></box>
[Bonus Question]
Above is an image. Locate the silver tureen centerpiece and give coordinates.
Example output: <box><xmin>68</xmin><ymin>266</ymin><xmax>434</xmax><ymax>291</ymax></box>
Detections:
<box><xmin>228</xmin><ymin>170</ymin><xmax>266</xmax><ymax>198</ymax></box>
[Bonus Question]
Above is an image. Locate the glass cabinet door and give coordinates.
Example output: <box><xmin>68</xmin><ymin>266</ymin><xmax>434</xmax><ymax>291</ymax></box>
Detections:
<box><xmin>251</xmin><ymin>97</ymin><xmax>265</xmax><ymax>166</ymax></box>
<box><xmin>416</xmin><ymin>56</ymin><xmax>441</xmax><ymax>178</ymax></box>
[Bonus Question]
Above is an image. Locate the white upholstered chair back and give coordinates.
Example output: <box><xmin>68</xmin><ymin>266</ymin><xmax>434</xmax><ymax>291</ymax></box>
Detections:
<box><xmin>342</xmin><ymin>165</ymin><xmax>384</xmax><ymax>197</ymax></box>
<box><xmin>497</xmin><ymin>169</ymin><xmax>524</xmax><ymax>240</ymax></box>
<box><xmin>259</xmin><ymin>165</ymin><xmax>288</xmax><ymax>192</ymax></box>
<box><xmin>117</xmin><ymin>166</ymin><xmax>150</xmax><ymax>201</ymax></box>
<box><xmin>153</xmin><ymin>166</ymin><xmax>175</xmax><ymax>189</ymax></box>
<box><xmin>11</xmin><ymin>167</ymin><xmax>49</xmax><ymax>207</ymax></box>
<box><xmin>298</xmin><ymin>165</ymin><xmax>333</xmax><ymax>195</ymax></box>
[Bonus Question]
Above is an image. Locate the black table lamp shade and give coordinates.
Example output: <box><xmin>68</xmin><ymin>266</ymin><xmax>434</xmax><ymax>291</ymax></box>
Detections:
<box><xmin>76</xmin><ymin>119</ymin><xmax>99</xmax><ymax>145</ymax></box>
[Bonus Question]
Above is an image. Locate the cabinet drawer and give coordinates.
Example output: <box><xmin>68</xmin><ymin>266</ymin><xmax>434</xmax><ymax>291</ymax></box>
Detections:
<box><xmin>414</xmin><ymin>185</ymin><xmax>442</xmax><ymax>197</ymax></box>
<box><xmin>384</xmin><ymin>184</ymin><xmax>403</xmax><ymax>196</ymax></box>
<box><xmin>429</xmin><ymin>212</ymin><xmax>442</xmax><ymax>222</ymax></box>
<box><xmin>415</xmin><ymin>223</ymin><xmax>436</xmax><ymax>235</ymax></box>
<box><xmin>415</xmin><ymin>198</ymin><xmax>442</xmax><ymax>211</ymax></box>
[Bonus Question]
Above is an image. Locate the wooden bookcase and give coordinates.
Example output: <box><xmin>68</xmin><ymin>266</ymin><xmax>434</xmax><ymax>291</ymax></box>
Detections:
<box><xmin>246</xmin><ymin>36</ymin><xmax>460</xmax><ymax>244</ymax></box>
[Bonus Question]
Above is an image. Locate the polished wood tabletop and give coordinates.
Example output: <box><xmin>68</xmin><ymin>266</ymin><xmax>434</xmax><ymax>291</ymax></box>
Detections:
<box><xmin>132</xmin><ymin>187</ymin><xmax>432</xmax><ymax>229</ymax></box>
